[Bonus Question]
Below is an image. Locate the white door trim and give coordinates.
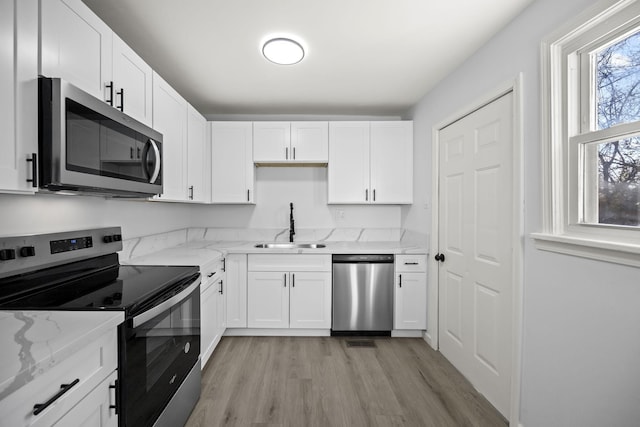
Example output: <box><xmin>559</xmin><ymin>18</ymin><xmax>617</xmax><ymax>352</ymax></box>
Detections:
<box><xmin>427</xmin><ymin>74</ymin><xmax>524</xmax><ymax>426</ymax></box>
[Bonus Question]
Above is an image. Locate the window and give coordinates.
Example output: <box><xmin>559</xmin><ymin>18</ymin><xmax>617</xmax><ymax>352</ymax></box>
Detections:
<box><xmin>535</xmin><ymin>0</ymin><xmax>640</xmax><ymax>267</ymax></box>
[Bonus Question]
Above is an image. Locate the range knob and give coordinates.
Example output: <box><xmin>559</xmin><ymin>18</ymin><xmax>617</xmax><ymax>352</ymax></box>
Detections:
<box><xmin>103</xmin><ymin>235</ymin><xmax>114</xmax><ymax>243</ymax></box>
<box><xmin>19</xmin><ymin>246</ymin><xmax>36</xmax><ymax>257</ymax></box>
<box><xmin>0</xmin><ymin>249</ymin><xmax>16</xmax><ymax>261</ymax></box>
<box><xmin>113</xmin><ymin>234</ymin><xmax>122</xmax><ymax>242</ymax></box>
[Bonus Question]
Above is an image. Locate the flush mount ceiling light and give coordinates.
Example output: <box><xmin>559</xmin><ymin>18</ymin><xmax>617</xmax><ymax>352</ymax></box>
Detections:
<box><xmin>262</xmin><ymin>37</ymin><xmax>305</xmax><ymax>65</ymax></box>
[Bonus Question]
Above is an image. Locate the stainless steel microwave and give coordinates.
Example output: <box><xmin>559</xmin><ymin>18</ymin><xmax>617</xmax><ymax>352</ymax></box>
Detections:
<box><xmin>38</xmin><ymin>77</ymin><xmax>163</xmax><ymax>197</ymax></box>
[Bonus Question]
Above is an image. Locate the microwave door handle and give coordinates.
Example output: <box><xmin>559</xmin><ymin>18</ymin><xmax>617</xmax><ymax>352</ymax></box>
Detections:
<box><xmin>141</xmin><ymin>139</ymin><xmax>162</xmax><ymax>184</ymax></box>
<box><xmin>132</xmin><ymin>277</ymin><xmax>201</xmax><ymax>328</ymax></box>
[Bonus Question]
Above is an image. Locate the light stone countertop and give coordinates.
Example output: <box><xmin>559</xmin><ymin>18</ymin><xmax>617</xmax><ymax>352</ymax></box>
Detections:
<box><xmin>0</xmin><ymin>310</ymin><xmax>123</xmax><ymax>399</ymax></box>
<box><xmin>123</xmin><ymin>240</ymin><xmax>429</xmax><ymax>269</ymax></box>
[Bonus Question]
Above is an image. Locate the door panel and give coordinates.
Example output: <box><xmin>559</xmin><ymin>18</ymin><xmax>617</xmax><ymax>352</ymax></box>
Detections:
<box><xmin>247</xmin><ymin>271</ymin><xmax>289</xmax><ymax>328</ymax></box>
<box><xmin>437</xmin><ymin>92</ymin><xmax>513</xmax><ymax>417</ymax></box>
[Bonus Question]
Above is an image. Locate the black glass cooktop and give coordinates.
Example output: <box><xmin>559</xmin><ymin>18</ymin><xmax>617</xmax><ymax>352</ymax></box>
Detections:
<box><xmin>0</xmin><ymin>253</ymin><xmax>200</xmax><ymax>316</ymax></box>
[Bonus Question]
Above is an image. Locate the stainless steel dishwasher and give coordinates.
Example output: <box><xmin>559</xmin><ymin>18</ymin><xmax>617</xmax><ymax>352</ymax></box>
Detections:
<box><xmin>332</xmin><ymin>254</ymin><xmax>394</xmax><ymax>335</ymax></box>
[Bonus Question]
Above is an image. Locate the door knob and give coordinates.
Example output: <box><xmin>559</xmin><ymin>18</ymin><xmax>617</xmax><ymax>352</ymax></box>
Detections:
<box><xmin>434</xmin><ymin>253</ymin><xmax>445</xmax><ymax>262</ymax></box>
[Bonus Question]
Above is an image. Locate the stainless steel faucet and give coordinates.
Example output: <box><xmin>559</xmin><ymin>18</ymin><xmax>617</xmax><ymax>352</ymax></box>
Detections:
<box><xmin>289</xmin><ymin>202</ymin><xmax>295</xmax><ymax>242</ymax></box>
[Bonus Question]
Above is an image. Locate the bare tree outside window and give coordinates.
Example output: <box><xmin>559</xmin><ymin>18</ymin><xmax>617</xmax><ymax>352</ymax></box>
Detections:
<box><xmin>596</xmin><ymin>31</ymin><xmax>640</xmax><ymax>225</ymax></box>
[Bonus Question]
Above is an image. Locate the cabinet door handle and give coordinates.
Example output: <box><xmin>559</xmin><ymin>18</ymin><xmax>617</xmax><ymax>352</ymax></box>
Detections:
<box><xmin>207</xmin><ymin>272</ymin><xmax>215</xmax><ymax>278</ymax></box>
<box><xmin>404</xmin><ymin>262</ymin><xmax>419</xmax><ymax>265</ymax></box>
<box><xmin>117</xmin><ymin>88</ymin><xmax>124</xmax><ymax>111</ymax></box>
<box><xmin>399</xmin><ymin>274</ymin><xmax>402</xmax><ymax>288</ymax></box>
<box><xmin>365</xmin><ymin>189</ymin><xmax>368</xmax><ymax>201</ymax></box>
<box><xmin>33</xmin><ymin>378</ymin><xmax>80</xmax><ymax>415</ymax></box>
<box><xmin>373</xmin><ymin>189</ymin><xmax>376</xmax><ymax>202</ymax></box>
<box><xmin>26</xmin><ymin>153</ymin><xmax>37</xmax><ymax>187</ymax></box>
<box><xmin>109</xmin><ymin>380</ymin><xmax>119</xmax><ymax>414</ymax></box>
<box><xmin>283</xmin><ymin>273</ymin><xmax>287</xmax><ymax>287</ymax></box>
<box><xmin>189</xmin><ymin>185</ymin><xmax>194</xmax><ymax>200</ymax></box>
<box><xmin>222</xmin><ymin>258</ymin><xmax>226</xmax><ymax>272</ymax></box>
<box><xmin>285</xmin><ymin>147</ymin><xmax>289</xmax><ymax>160</ymax></box>
<box><xmin>293</xmin><ymin>146</ymin><xmax>296</xmax><ymax>160</ymax></box>
<box><xmin>247</xmin><ymin>189</ymin><xmax>250</xmax><ymax>202</ymax></box>
<box><xmin>105</xmin><ymin>81</ymin><xmax>114</xmax><ymax>106</ymax></box>
<box><xmin>292</xmin><ymin>273</ymin><xmax>295</xmax><ymax>287</ymax></box>
<box><xmin>219</xmin><ymin>279</ymin><xmax>224</xmax><ymax>294</ymax></box>
<box><xmin>130</xmin><ymin>147</ymin><xmax>134</xmax><ymax>159</ymax></box>
<box><xmin>137</xmin><ymin>147</ymin><xmax>141</xmax><ymax>159</ymax></box>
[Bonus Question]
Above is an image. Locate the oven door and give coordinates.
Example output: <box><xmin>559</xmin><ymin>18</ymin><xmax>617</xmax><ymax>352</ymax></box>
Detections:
<box><xmin>120</xmin><ymin>278</ymin><xmax>200</xmax><ymax>427</ymax></box>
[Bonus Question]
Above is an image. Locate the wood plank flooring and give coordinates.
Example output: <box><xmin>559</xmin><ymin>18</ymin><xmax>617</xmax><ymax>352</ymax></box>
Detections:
<box><xmin>185</xmin><ymin>337</ymin><xmax>507</xmax><ymax>427</ymax></box>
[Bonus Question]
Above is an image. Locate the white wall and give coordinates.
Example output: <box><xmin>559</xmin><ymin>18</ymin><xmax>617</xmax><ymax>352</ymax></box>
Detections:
<box><xmin>189</xmin><ymin>166</ymin><xmax>401</xmax><ymax>229</ymax></box>
<box><xmin>406</xmin><ymin>0</ymin><xmax>640</xmax><ymax>426</ymax></box>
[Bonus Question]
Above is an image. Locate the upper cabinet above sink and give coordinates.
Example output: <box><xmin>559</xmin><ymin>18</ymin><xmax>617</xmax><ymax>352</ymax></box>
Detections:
<box><xmin>253</xmin><ymin>121</ymin><xmax>328</xmax><ymax>166</ymax></box>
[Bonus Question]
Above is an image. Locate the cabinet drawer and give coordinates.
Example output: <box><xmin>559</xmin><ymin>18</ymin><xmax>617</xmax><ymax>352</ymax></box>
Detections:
<box><xmin>1</xmin><ymin>328</ymin><xmax>118</xmax><ymax>427</ymax></box>
<box><xmin>248</xmin><ymin>254</ymin><xmax>331</xmax><ymax>272</ymax></box>
<box><xmin>395</xmin><ymin>254</ymin><xmax>427</xmax><ymax>272</ymax></box>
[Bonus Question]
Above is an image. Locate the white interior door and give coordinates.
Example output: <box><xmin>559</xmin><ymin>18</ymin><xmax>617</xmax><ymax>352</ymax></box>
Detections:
<box><xmin>437</xmin><ymin>92</ymin><xmax>513</xmax><ymax>417</ymax></box>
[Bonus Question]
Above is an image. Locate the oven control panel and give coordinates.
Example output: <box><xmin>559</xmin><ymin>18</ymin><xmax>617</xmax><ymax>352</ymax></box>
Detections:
<box><xmin>0</xmin><ymin>227</ymin><xmax>123</xmax><ymax>279</ymax></box>
<box><xmin>50</xmin><ymin>236</ymin><xmax>94</xmax><ymax>254</ymax></box>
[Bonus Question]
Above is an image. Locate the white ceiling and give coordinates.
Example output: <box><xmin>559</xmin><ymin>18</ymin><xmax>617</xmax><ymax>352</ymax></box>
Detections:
<box><xmin>81</xmin><ymin>0</ymin><xmax>534</xmax><ymax>116</ymax></box>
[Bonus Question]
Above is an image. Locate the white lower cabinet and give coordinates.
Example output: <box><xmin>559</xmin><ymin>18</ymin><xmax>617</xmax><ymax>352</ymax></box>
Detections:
<box><xmin>247</xmin><ymin>254</ymin><xmax>332</xmax><ymax>329</ymax></box>
<box><xmin>225</xmin><ymin>254</ymin><xmax>248</xmax><ymax>328</ymax></box>
<box><xmin>2</xmin><ymin>324</ymin><xmax>119</xmax><ymax>427</ymax></box>
<box><xmin>200</xmin><ymin>259</ymin><xmax>226</xmax><ymax>368</ymax></box>
<box><xmin>52</xmin><ymin>371</ymin><xmax>118</xmax><ymax>427</ymax></box>
<box><xmin>394</xmin><ymin>255</ymin><xmax>427</xmax><ymax>330</ymax></box>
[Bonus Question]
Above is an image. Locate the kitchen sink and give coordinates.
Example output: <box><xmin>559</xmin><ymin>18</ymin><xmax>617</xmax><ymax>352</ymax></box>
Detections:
<box><xmin>254</xmin><ymin>243</ymin><xmax>326</xmax><ymax>249</ymax></box>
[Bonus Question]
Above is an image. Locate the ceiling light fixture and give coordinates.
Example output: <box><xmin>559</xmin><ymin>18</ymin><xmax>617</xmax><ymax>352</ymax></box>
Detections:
<box><xmin>262</xmin><ymin>37</ymin><xmax>305</xmax><ymax>65</ymax></box>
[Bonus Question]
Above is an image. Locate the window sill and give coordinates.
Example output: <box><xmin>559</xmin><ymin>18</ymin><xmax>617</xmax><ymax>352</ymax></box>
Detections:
<box><xmin>531</xmin><ymin>233</ymin><xmax>640</xmax><ymax>268</ymax></box>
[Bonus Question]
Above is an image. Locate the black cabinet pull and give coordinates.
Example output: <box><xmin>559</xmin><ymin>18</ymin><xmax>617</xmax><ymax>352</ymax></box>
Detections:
<box><xmin>207</xmin><ymin>272</ymin><xmax>215</xmax><ymax>278</ymax></box>
<box><xmin>109</xmin><ymin>380</ymin><xmax>119</xmax><ymax>414</ymax></box>
<box><xmin>404</xmin><ymin>262</ymin><xmax>419</xmax><ymax>265</ymax></box>
<box><xmin>117</xmin><ymin>88</ymin><xmax>124</xmax><ymax>111</ymax></box>
<box><xmin>222</xmin><ymin>258</ymin><xmax>226</xmax><ymax>272</ymax></box>
<box><xmin>399</xmin><ymin>274</ymin><xmax>402</xmax><ymax>287</ymax></box>
<box><xmin>247</xmin><ymin>189</ymin><xmax>250</xmax><ymax>202</ymax></box>
<box><xmin>285</xmin><ymin>147</ymin><xmax>289</xmax><ymax>160</ymax></box>
<box><xmin>130</xmin><ymin>147</ymin><xmax>134</xmax><ymax>159</ymax></box>
<box><xmin>293</xmin><ymin>146</ymin><xmax>296</xmax><ymax>160</ymax></box>
<box><xmin>283</xmin><ymin>273</ymin><xmax>287</xmax><ymax>287</ymax></box>
<box><xmin>33</xmin><ymin>378</ymin><xmax>80</xmax><ymax>415</ymax></box>
<box><xmin>219</xmin><ymin>279</ymin><xmax>224</xmax><ymax>295</ymax></box>
<box><xmin>189</xmin><ymin>185</ymin><xmax>194</xmax><ymax>200</ymax></box>
<box><xmin>105</xmin><ymin>81</ymin><xmax>114</xmax><ymax>106</ymax></box>
<box><xmin>26</xmin><ymin>153</ymin><xmax>37</xmax><ymax>187</ymax></box>
<box><xmin>373</xmin><ymin>189</ymin><xmax>376</xmax><ymax>202</ymax></box>
<box><xmin>292</xmin><ymin>273</ymin><xmax>295</xmax><ymax>287</ymax></box>
<box><xmin>137</xmin><ymin>147</ymin><xmax>141</xmax><ymax>159</ymax></box>
<box><xmin>365</xmin><ymin>189</ymin><xmax>368</xmax><ymax>201</ymax></box>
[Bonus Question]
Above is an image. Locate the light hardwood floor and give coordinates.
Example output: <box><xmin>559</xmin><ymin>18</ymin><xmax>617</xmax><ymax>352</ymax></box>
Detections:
<box><xmin>185</xmin><ymin>337</ymin><xmax>507</xmax><ymax>427</ymax></box>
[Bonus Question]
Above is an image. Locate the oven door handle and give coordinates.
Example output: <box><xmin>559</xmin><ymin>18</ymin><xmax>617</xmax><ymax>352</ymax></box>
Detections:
<box><xmin>132</xmin><ymin>277</ymin><xmax>200</xmax><ymax>328</ymax></box>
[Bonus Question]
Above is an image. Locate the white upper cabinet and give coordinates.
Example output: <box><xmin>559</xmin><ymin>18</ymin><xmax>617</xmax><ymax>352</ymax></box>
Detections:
<box><xmin>253</xmin><ymin>121</ymin><xmax>328</xmax><ymax>164</ymax></box>
<box><xmin>211</xmin><ymin>122</ymin><xmax>255</xmax><ymax>203</ymax></box>
<box><xmin>152</xmin><ymin>72</ymin><xmax>188</xmax><ymax>201</ymax></box>
<box><xmin>370</xmin><ymin>121</ymin><xmax>413</xmax><ymax>204</ymax></box>
<box><xmin>40</xmin><ymin>0</ymin><xmax>153</xmax><ymax>126</ymax></box>
<box><xmin>328</xmin><ymin>121</ymin><xmax>413</xmax><ymax>204</ymax></box>
<box><xmin>187</xmin><ymin>105</ymin><xmax>210</xmax><ymax>203</ymax></box>
<box><xmin>112</xmin><ymin>35</ymin><xmax>153</xmax><ymax>126</ymax></box>
<box><xmin>40</xmin><ymin>0</ymin><xmax>112</xmax><ymax>101</ymax></box>
<box><xmin>253</xmin><ymin>122</ymin><xmax>290</xmax><ymax>162</ymax></box>
<box><xmin>0</xmin><ymin>0</ymin><xmax>38</xmax><ymax>194</ymax></box>
<box><xmin>328</xmin><ymin>122</ymin><xmax>370</xmax><ymax>203</ymax></box>
<box><xmin>290</xmin><ymin>122</ymin><xmax>329</xmax><ymax>162</ymax></box>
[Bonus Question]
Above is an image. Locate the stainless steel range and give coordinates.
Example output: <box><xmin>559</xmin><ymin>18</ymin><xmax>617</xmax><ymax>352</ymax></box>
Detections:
<box><xmin>0</xmin><ymin>227</ymin><xmax>201</xmax><ymax>427</ymax></box>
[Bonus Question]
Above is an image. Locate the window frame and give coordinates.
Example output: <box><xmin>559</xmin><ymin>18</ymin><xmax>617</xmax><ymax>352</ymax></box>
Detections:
<box><xmin>534</xmin><ymin>0</ymin><xmax>640</xmax><ymax>267</ymax></box>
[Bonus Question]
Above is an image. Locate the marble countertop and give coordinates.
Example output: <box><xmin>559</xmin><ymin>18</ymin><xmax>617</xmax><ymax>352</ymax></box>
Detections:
<box><xmin>0</xmin><ymin>311</ymin><xmax>123</xmax><ymax>399</ymax></box>
<box><xmin>124</xmin><ymin>240</ymin><xmax>428</xmax><ymax>268</ymax></box>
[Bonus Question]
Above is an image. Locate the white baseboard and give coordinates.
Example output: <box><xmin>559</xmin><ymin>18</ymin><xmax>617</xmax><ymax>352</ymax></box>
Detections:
<box><xmin>391</xmin><ymin>330</ymin><xmax>423</xmax><ymax>338</ymax></box>
<box><xmin>424</xmin><ymin>331</ymin><xmax>437</xmax><ymax>350</ymax></box>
